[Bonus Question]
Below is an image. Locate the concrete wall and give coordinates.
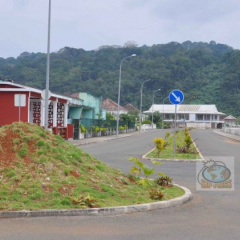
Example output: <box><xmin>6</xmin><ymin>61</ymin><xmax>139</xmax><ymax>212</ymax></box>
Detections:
<box><xmin>187</xmin><ymin>122</ymin><xmax>211</xmax><ymax>129</ymax></box>
<box><xmin>225</xmin><ymin>128</ymin><xmax>240</xmax><ymax>136</ymax></box>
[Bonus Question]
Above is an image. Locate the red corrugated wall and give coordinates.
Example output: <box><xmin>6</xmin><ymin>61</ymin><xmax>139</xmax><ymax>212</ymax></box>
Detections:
<box><xmin>0</xmin><ymin>92</ymin><xmax>29</xmax><ymax>125</ymax></box>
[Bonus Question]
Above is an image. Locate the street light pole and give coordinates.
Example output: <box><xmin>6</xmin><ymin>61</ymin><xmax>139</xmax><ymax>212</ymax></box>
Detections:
<box><xmin>162</xmin><ymin>96</ymin><xmax>169</xmax><ymax>130</ymax></box>
<box><xmin>44</xmin><ymin>0</ymin><xmax>51</xmax><ymax>130</ymax></box>
<box><xmin>152</xmin><ymin>89</ymin><xmax>161</xmax><ymax>129</ymax></box>
<box><xmin>116</xmin><ymin>54</ymin><xmax>136</xmax><ymax>137</ymax></box>
<box><xmin>139</xmin><ymin>79</ymin><xmax>151</xmax><ymax>133</ymax></box>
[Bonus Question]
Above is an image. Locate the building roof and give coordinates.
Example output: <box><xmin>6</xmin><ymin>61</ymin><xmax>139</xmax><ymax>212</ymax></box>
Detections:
<box><xmin>102</xmin><ymin>98</ymin><xmax>127</xmax><ymax>112</ymax></box>
<box><xmin>224</xmin><ymin>115</ymin><xmax>237</xmax><ymax>120</ymax></box>
<box><xmin>124</xmin><ymin>103</ymin><xmax>139</xmax><ymax>112</ymax></box>
<box><xmin>0</xmin><ymin>79</ymin><xmax>71</xmax><ymax>101</ymax></box>
<box><xmin>144</xmin><ymin>104</ymin><xmax>225</xmax><ymax>115</ymax></box>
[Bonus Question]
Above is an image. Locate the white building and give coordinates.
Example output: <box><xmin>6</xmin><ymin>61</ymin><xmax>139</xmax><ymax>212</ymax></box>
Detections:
<box><xmin>224</xmin><ymin>115</ymin><xmax>237</xmax><ymax>127</ymax></box>
<box><xmin>144</xmin><ymin>104</ymin><xmax>225</xmax><ymax>129</ymax></box>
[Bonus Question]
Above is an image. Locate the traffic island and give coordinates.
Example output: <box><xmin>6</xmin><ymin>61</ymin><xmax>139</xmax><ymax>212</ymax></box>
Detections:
<box><xmin>143</xmin><ymin>129</ymin><xmax>203</xmax><ymax>161</ymax></box>
<box><xmin>0</xmin><ymin>184</ymin><xmax>192</xmax><ymax>218</ymax></box>
<box><xmin>0</xmin><ymin>122</ymin><xmax>192</xmax><ymax>217</ymax></box>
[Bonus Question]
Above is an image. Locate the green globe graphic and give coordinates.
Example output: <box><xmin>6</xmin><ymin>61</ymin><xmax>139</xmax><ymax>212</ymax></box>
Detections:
<box><xmin>202</xmin><ymin>165</ymin><xmax>231</xmax><ymax>183</ymax></box>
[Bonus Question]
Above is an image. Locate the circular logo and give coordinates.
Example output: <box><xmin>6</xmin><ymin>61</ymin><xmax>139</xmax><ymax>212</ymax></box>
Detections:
<box><xmin>202</xmin><ymin>164</ymin><xmax>231</xmax><ymax>183</ymax></box>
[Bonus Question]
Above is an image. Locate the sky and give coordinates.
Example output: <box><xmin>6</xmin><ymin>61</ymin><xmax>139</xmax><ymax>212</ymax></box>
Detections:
<box><xmin>1</xmin><ymin>0</ymin><xmax>240</xmax><ymax>58</ymax></box>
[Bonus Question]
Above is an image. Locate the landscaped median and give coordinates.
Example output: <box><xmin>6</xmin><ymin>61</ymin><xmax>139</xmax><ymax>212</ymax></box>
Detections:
<box><xmin>144</xmin><ymin>129</ymin><xmax>203</xmax><ymax>161</ymax></box>
<box><xmin>0</xmin><ymin>122</ymin><xmax>192</xmax><ymax>217</ymax></box>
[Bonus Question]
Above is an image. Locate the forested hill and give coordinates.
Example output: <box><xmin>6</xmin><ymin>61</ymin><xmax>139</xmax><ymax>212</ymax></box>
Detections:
<box><xmin>1</xmin><ymin>40</ymin><xmax>240</xmax><ymax>116</ymax></box>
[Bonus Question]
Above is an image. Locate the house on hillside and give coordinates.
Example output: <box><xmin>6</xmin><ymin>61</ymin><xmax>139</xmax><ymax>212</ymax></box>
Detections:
<box><xmin>0</xmin><ymin>79</ymin><xmax>73</xmax><ymax>138</ymax></box>
<box><xmin>224</xmin><ymin>115</ymin><xmax>237</xmax><ymax>127</ymax></box>
<box><xmin>144</xmin><ymin>104</ymin><xmax>226</xmax><ymax>129</ymax></box>
<box><xmin>101</xmin><ymin>98</ymin><xmax>128</xmax><ymax>118</ymax></box>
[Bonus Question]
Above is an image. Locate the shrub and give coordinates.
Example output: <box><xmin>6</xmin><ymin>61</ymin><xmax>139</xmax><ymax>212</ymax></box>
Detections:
<box><xmin>153</xmin><ymin>138</ymin><xmax>165</xmax><ymax>157</ymax></box>
<box><xmin>155</xmin><ymin>175</ymin><xmax>172</xmax><ymax>187</ymax></box>
<box><xmin>119</xmin><ymin>126</ymin><xmax>125</xmax><ymax>130</ymax></box>
<box><xmin>142</xmin><ymin>119</ymin><xmax>152</xmax><ymax>124</ymax></box>
<box><xmin>184</xmin><ymin>134</ymin><xmax>192</xmax><ymax>150</ymax></box>
<box><xmin>165</xmin><ymin>132</ymin><xmax>170</xmax><ymax>139</ymax></box>
<box><xmin>149</xmin><ymin>189</ymin><xmax>164</xmax><ymax>200</ymax></box>
<box><xmin>79</xmin><ymin>124</ymin><xmax>86</xmax><ymax>133</ymax></box>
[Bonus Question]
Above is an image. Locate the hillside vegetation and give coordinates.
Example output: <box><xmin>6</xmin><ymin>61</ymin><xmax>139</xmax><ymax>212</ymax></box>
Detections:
<box><xmin>0</xmin><ymin>40</ymin><xmax>240</xmax><ymax>115</ymax></box>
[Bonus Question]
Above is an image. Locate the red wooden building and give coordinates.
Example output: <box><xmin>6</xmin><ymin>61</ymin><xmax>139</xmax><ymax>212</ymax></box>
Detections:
<box><xmin>0</xmin><ymin>79</ymin><xmax>73</xmax><ymax>138</ymax></box>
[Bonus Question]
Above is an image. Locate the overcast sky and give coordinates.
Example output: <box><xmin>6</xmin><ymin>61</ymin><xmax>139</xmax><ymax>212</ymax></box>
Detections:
<box><xmin>1</xmin><ymin>0</ymin><xmax>240</xmax><ymax>58</ymax></box>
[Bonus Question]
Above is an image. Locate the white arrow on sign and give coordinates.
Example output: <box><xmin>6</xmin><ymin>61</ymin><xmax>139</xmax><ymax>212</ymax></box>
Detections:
<box><xmin>171</xmin><ymin>92</ymin><xmax>181</xmax><ymax>102</ymax></box>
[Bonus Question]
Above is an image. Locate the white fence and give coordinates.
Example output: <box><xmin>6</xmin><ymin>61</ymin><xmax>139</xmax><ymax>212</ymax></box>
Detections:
<box><xmin>224</xmin><ymin>128</ymin><xmax>240</xmax><ymax>136</ymax></box>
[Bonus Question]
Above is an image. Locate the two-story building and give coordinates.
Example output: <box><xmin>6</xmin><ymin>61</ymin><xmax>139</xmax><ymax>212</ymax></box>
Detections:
<box><xmin>144</xmin><ymin>104</ymin><xmax>226</xmax><ymax>129</ymax></box>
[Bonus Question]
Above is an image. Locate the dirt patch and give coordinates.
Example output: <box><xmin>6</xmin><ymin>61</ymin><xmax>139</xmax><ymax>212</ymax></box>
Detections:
<box><xmin>0</xmin><ymin>128</ymin><xmax>36</xmax><ymax>167</ymax></box>
<box><xmin>223</xmin><ymin>138</ymin><xmax>240</xmax><ymax>145</ymax></box>
<box><xmin>70</xmin><ymin>171</ymin><xmax>80</xmax><ymax>178</ymax></box>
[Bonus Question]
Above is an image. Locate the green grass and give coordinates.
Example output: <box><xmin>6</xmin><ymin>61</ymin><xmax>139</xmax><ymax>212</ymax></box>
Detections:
<box><xmin>0</xmin><ymin>122</ymin><xmax>185</xmax><ymax>211</ymax></box>
<box><xmin>147</xmin><ymin>130</ymin><xmax>200</xmax><ymax>160</ymax></box>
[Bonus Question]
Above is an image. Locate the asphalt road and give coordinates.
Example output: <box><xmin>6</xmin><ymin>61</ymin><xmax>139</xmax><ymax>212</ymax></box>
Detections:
<box><xmin>1</xmin><ymin>130</ymin><xmax>240</xmax><ymax>240</ymax></box>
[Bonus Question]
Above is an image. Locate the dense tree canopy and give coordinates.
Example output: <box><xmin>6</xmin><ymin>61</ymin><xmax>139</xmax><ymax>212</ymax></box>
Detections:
<box><xmin>0</xmin><ymin>41</ymin><xmax>239</xmax><ymax>116</ymax></box>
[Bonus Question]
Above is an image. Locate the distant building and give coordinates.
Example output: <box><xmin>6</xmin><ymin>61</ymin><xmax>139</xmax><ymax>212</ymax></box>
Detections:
<box><xmin>70</xmin><ymin>92</ymin><xmax>106</xmax><ymax>120</ymax></box>
<box><xmin>101</xmin><ymin>98</ymin><xmax>128</xmax><ymax>118</ymax></box>
<box><xmin>144</xmin><ymin>104</ymin><xmax>226</xmax><ymax>129</ymax></box>
<box><xmin>224</xmin><ymin>115</ymin><xmax>237</xmax><ymax>127</ymax></box>
<box><xmin>123</xmin><ymin>103</ymin><xmax>139</xmax><ymax>113</ymax></box>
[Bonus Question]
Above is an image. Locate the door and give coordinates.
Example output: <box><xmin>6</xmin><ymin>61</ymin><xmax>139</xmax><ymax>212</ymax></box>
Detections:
<box><xmin>72</xmin><ymin>119</ymin><xmax>80</xmax><ymax>140</ymax></box>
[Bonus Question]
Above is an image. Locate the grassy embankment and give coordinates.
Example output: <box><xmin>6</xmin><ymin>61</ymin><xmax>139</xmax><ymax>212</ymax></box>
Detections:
<box><xmin>147</xmin><ymin>130</ymin><xmax>200</xmax><ymax>159</ymax></box>
<box><xmin>0</xmin><ymin>122</ymin><xmax>184</xmax><ymax>211</ymax></box>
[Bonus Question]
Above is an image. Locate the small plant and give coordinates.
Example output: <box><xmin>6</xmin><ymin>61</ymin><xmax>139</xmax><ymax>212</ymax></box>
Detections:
<box><xmin>153</xmin><ymin>138</ymin><xmax>165</xmax><ymax>157</ymax></box>
<box><xmin>184</xmin><ymin>134</ymin><xmax>192</xmax><ymax>150</ymax></box>
<box><xmin>69</xmin><ymin>194</ymin><xmax>97</xmax><ymax>208</ymax></box>
<box><xmin>184</xmin><ymin>127</ymin><xmax>190</xmax><ymax>135</ymax></box>
<box><xmin>79</xmin><ymin>124</ymin><xmax>86</xmax><ymax>133</ymax></box>
<box><xmin>92</xmin><ymin>126</ymin><xmax>100</xmax><ymax>133</ymax></box>
<box><xmin>155</xmin><ymin>174</ymin><xmax>173</xmax><ymax>187</ymax></box>
<box><xmin>165</xmin><ymin>132</ymin><xmax>170</xmax><ymax>139</ymax></box>
<box><xmin>149</xmin><ymin>189</ymin><xmax>164</xmax><ymax>200</ymax></box>
<box><xmin>128</xmin><ymin>157</ymin><xmax>162</xmax><ymax>187</ymax></box>
<box><xmin>119</xmin><ymin>126</ymin><xmax>125</xmax><ymax>130</ymax></box>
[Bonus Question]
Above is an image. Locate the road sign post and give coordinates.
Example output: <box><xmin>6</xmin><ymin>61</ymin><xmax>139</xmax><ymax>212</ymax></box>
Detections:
<box><xmin>169</xmin><ymin>89</ymin><xmax>184</xmax><ymax>158</ymax></box>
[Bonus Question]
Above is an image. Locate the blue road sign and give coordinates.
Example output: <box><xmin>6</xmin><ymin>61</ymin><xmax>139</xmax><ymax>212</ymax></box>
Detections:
<box><xmin>169</xmin><ymin>89</ymin><xmax>184</xmax><ymax>105</ymax></box>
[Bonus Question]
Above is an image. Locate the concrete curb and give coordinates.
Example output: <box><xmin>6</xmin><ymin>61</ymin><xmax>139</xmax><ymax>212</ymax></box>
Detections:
<box><xmin>213</xmin><ymin>130</ymin><xmax>240</xmax><ymax>142</ymax></box>
<box><xmin>0</xmin><ymin>184</ymin><xmax>192</xmax><ymax>218</ymax></box>
<box><xmin>69</xmin><ymin>130</ymin><xmax>156</xmax><ymax>146</ymax></box>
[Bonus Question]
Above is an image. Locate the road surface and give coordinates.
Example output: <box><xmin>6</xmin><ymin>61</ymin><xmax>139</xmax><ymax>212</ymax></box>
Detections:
<box><xmin>1</xmin><ymin>130</ymin><xmax>239</xmax><ymax>240</ymax></box>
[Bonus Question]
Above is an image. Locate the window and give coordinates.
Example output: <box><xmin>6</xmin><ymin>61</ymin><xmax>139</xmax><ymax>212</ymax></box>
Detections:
<box><xmin>196</xmin><ymin>114</ymin><xmax>203</xmax><ymax>121</ymax></box>
<box><xmin>205</xmin><ymin>115</ymin><xmax>210</xmax><ymax>121</ymax></box>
